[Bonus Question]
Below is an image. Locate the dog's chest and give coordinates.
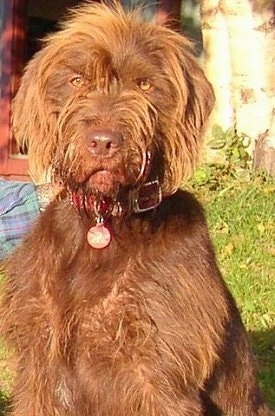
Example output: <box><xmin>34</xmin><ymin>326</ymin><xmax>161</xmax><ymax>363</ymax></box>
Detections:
<box><xmin>42</xmin><ymin>262</ymin><xmax>161</xmax><ymax>412</ymax></box>
<box><xmin>41</xmin><ymin>253</ymin><xmax>153</xmax><ymax>362</ymax></box>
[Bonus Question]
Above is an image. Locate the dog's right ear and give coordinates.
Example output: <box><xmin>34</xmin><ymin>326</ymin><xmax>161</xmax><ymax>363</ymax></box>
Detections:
<box><xmin>12</xmin><ymin>48</ymin><xmax>57</xmax><ymax>182</ymax></box>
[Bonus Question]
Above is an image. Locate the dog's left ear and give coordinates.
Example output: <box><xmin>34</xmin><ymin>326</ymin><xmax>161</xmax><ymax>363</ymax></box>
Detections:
<box><xmin>184</xmin><ymin>56</ymin><xmax>215</xmax><ymax>141</ymax></box>
<box><xmin>157</xmin><ymin>30</ymin><xmax>215</xmax><ymax>193</ymax></box>
<box><xmin>181</xmin><ymin>53</ymin><xmax>215</xmax><ymax>171</ymax></box>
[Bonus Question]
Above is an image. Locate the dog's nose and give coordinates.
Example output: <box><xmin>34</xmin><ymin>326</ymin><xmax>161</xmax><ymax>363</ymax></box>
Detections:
<box><xmin>88</xmin><ymin>130</ymin><xmax>122</xmax><ymax>157</ymax></box>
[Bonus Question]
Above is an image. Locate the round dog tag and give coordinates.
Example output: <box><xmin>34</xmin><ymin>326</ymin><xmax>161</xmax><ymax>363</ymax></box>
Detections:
<box><xmin>87</xmin><ymin>225</ymin><xmax>111</xmax><ymax>249</ymax></box>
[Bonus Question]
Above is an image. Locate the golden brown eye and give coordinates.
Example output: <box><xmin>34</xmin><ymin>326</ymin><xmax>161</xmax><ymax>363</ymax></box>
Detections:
<box><xmin>137</xmin><ymin>79</ymin><xmax>152</xmax><ymax>92</ymax></box>
<box><xmin>70</xmin><ymin>75</ymin><xmax>85</xmax><ymax>88</ymax></box>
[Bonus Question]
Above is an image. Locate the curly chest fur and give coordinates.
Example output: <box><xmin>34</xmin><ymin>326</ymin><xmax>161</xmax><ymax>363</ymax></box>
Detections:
<box><xmin>17</xmin><ymin>249</ymin><xmax>219</xmax><ymax>415</ymax></box>
<box><xmin>3</xmin><ymin>194</ymin><xmax>229</xmax><ymax>413</ymax></box>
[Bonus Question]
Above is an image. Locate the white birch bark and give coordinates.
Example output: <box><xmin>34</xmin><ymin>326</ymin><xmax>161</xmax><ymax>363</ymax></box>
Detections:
<box><xmin>200</xmin><ymin>0</ymin><xmax>275</xmax><ymax>172</ymax></box>
<box><xmin>252</xmin><ymin>1</ymin><xmax>275</xmax><ymax>174</ymax></box>
<box><xmin>200</xmin><ymin>0</ymin><xmax>234</xmax><ymax>161</ymax></box>
<box><xmin>200</xmin><ymin>0</ymin><xmax>234</xmax><ymax>130</ymax></box>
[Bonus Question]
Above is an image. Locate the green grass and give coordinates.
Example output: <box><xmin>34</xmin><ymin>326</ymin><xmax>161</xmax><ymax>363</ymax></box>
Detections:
<box><xmin>192</xmin><ymin>173</ymin><xmax>275</xmax><ymax>408</ymax></box>
<box><xmin>0</xmin><ymin>338</ymin><xmax>11</xmax><ymax>415</ymax></box>
<box><xmin>0</xmin><ymin>172</ymin><xmax>274</xmax><ymax>412</ymax></box>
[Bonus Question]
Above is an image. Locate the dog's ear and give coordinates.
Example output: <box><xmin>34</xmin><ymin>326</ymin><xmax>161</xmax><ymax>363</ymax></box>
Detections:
<box><xmin>12</xmin><ymin>48</ymin><xmax>57</xmax><ymax>182</ymax></box>
<box><xmin>179</xmin><ymin>54</ymin><xmax>215</xmax><ymax>175</ymax></box>
<box><xmin>156</xmin><ymin>29</ymin><xmax>215</xmax><ymax>194</ymax></box>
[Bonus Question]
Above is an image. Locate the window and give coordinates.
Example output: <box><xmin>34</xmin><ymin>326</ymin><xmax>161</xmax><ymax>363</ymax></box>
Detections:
<box><xmin>0</xmin><ymin>0</ymin><xmax>79</xmax><ymax>179</ymax></box>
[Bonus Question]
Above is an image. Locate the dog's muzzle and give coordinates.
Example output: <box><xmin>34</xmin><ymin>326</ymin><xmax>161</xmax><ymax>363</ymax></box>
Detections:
<box><xmin>68</xmin><ymin>150</ymin><xmax>164</xmax><ymax>249</ymax></box>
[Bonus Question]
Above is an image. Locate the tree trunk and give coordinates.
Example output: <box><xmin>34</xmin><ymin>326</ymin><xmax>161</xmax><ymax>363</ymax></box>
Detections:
<box><xmin>200</xmin><ymin>0</ymin><xmax>275</xmax><ymax>174</ymax></box>
<box><xmin>252</xmin><ymin>1</ymin><xmax>275</xmax><ymax>175</ymax></box>
<box><xmin>200</xmin><ymin>0</ymin><xmax>234</xmax><ymax>162</ymax></box>
<box><xmin>200</xmin><ymin>0</ymin><xmax>233</xmax><ymax>128</ymax></box>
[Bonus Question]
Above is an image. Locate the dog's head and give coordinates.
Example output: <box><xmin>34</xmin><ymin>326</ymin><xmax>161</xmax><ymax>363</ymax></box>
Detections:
<box><xmin>13</xmin><ymin>2</ymin><xmax>214</xmax><ymax>197</ymax></box>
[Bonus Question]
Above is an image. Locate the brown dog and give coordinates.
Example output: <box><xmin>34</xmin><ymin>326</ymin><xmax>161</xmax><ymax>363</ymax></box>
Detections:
<box><xmin>0</xmin><ymin>2</ymin><xmax>272</xmax><ymax>415</ymax></box>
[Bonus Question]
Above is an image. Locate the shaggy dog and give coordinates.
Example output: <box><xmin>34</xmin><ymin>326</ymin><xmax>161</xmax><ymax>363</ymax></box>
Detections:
<box><xmin>0</xmin><ymin>2</ymin><xmax>272</xmax><ymax>415</ymax></box>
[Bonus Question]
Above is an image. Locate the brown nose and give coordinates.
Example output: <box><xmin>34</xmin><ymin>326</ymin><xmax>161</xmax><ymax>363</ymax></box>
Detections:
<box><xmin>87</xmin><ymin>130</ymin><xmax>122</xmax><ymax>157</ymax></box>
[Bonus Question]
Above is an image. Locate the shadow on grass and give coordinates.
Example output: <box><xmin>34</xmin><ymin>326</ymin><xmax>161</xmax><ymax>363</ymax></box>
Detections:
<box><xmin>250</xmin><ymin>328</ymin><xmax>275</xmax><ymax>411</ymax></box>
<box><xmin>0</xmin><ymin>329</ymin><xmax>274</xmax><ymax>415</ymax></box>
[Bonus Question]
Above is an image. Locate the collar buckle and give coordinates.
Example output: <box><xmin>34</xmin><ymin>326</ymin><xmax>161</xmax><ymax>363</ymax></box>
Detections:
<box><xmin>130</xmin><ymin>179</ymin><xmax>162</xmax><ymax>214</ymax></box>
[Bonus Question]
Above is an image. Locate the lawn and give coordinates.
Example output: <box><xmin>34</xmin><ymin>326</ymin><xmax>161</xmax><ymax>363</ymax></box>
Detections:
<box><xmin>192</xmin><ymin>172</ymin><xmax>275</xmax><ymax>409</ymax></box>
<box><xmin>0</xmin><ymin>172</ymin><xmax>274</xmax><ymax>413</ymax></box>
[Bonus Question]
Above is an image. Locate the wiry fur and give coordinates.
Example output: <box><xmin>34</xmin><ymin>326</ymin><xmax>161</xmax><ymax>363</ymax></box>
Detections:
<box><xmin>12</xmin><ymin>2</ymin><xmax>211</xmax><ymax>192</ymax></box>
<box><xmin>1</xmin><ymin>2</ymin><xmax>272</xmax><ymax>416</ymax></box>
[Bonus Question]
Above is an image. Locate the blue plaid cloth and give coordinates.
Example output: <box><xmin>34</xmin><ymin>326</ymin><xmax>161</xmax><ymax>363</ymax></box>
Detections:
<box><xmin>0</xmin><ymin>179</ymin><xmax>40</xmax><ymax>260</ymax></box>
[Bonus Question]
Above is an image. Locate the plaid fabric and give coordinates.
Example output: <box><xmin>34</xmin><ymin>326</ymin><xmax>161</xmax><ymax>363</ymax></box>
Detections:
<box><xmin>0</xmin><ymin>179</ymin><xmax>40</xmax><ymax>260</ymax></box>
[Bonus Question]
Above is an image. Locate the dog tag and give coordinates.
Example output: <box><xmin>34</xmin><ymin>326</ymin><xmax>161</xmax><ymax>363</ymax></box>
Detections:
<box><xmin>87</xmin><ymin>224</ymin><xmax>111</xmax><ymax>249</ymax></box>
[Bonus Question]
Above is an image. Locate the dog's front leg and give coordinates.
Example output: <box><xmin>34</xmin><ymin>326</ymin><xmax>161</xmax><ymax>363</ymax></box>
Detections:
<box><xmin>205</xmin><ymin>313</ymin><xmax>273</xmax><ymax>416</ymax></box>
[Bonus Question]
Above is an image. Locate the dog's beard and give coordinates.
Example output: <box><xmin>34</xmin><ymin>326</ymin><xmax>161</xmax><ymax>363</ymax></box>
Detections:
<box><xmin>76</xmin><ymin>173</ymin><xmax>121</xmax><ymax>200</ymax></box>
<box><xmin>52</xmin><ymin>143</ymin><xmax>125</xmax><ymax>197</ymax></box>
<box><xmin>87</xmin><ymin>167</ymin><xmax>128</xmax><ymax>195</ymax></box>
<box><xmin>53</xmin><ymin>166</ymin><xmax>122</xmax><ymax>201</ymax></box>
<box><xmin>53</xmin><ymin>169</ymin><xmax>122</xmax><ymax>219</ymax></box>
<box><xmin>53</xmin><ymin>141</ymin><xmax>148</xmax><ymax>194</ymax></box>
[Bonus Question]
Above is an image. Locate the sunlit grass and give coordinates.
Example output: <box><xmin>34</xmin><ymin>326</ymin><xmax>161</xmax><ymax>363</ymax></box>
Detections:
<box><xmin>193</xmin><ymin>174</ymin><xmax>275</xmax><ymax>408</ymax></box>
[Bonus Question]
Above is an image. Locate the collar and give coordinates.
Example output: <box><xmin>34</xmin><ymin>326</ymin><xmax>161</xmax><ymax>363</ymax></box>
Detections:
<box><xmin>66</xmin><ymin>150</ymin><xmax>167</xmax><ymax>249</ymax></box>
<box><xmin>69</xmin><ymin>178</ymin><xmax>162</xmax><ymax>222</ymax></box>
<box><xmin>68</xmin><ymin>149</ymin><xmax>163</xmax><ymax>223</ymax></box>
<box><xmin>68</xmin><ymin>179</ymin><xmax>164</xmax><ymax>249</ymax></box>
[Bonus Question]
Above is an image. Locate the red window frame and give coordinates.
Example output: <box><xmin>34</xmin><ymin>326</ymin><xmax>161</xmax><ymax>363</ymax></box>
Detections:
<box><xmin>0</xmin><ymin>0</ymin><xmax>29</xmax><ymax>179</ymax></box>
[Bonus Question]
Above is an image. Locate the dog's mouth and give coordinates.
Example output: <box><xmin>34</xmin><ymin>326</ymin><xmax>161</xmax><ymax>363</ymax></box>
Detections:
<box><xmin>87</xmin><ymin>169</ymin><xmax>118</xmax><ymax>194</ymax></box>
<box><xmin>61</xmin><ymin>149</ymin><xmax>164</xmax><ymax>235</ymax></box>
